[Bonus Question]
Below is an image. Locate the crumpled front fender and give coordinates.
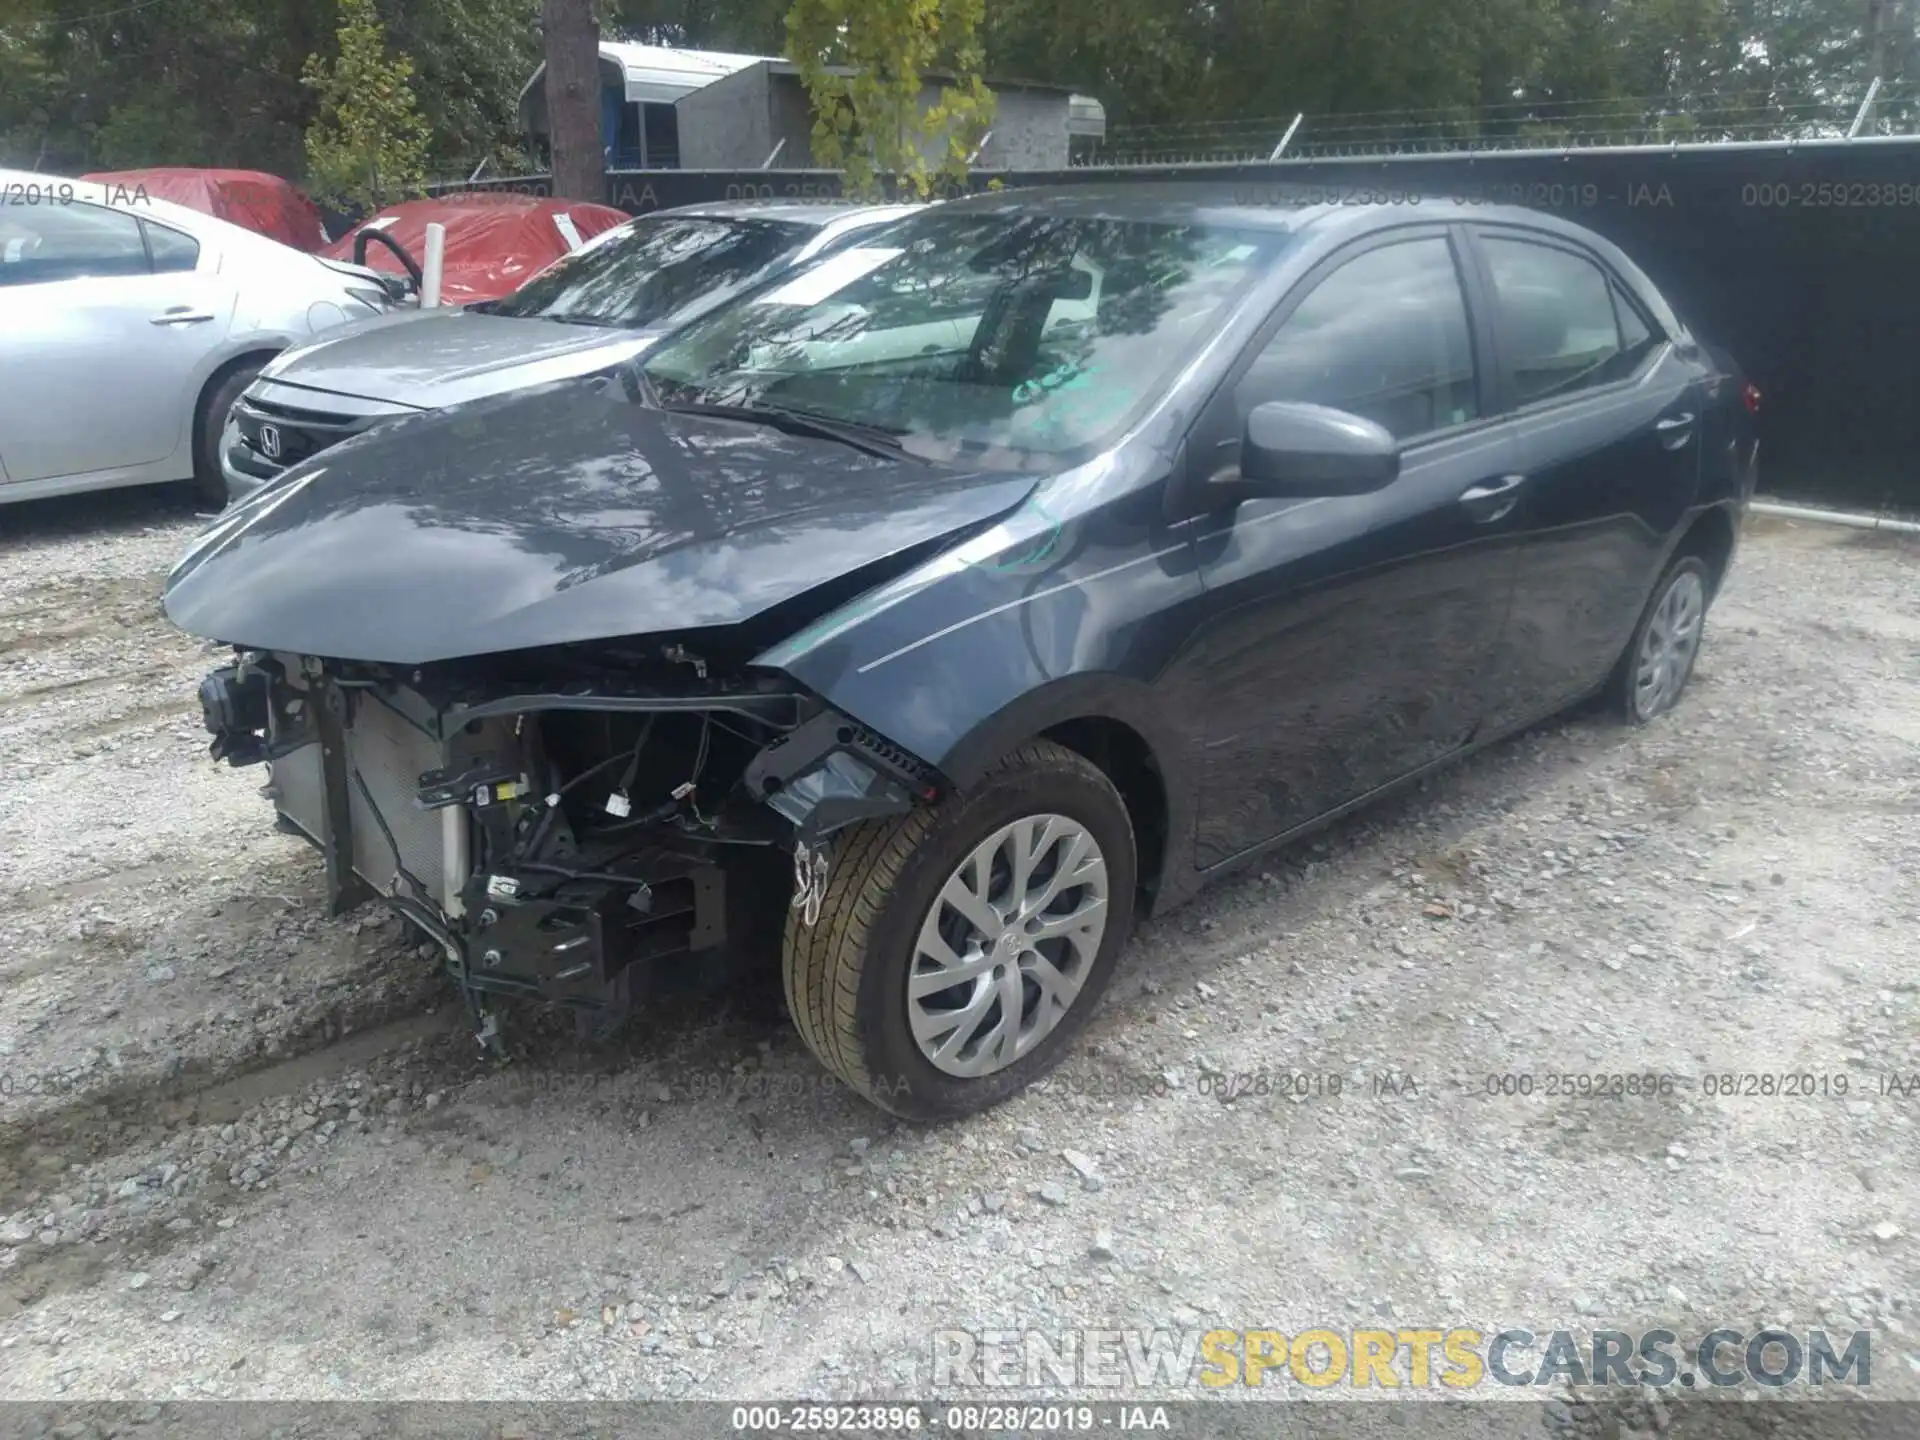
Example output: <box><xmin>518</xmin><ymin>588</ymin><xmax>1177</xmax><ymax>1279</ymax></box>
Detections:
<box><xmin>752</xmin><ymin>464</ymin><xmax>1209</xmax><ymax>900</ymax></box>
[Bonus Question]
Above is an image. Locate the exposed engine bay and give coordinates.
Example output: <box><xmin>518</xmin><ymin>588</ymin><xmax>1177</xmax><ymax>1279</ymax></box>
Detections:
<box><xmin>195</xmin><ymin>640</ymin><xmax>942</xmax><ymax>1045</ymax></box>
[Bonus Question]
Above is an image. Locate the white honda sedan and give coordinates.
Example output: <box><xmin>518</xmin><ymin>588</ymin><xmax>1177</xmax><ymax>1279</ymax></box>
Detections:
<box><xmin>0</xmin><ymin>168</ymin><xmax>407</xmax><ymax>508</ymax></box>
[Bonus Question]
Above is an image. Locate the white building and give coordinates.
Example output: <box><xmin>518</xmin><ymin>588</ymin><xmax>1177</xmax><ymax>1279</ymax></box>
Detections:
<box><xmin>518</xmin><ymin>41</ymin><xmax>1106</xmax><ymax>170</ymax></box>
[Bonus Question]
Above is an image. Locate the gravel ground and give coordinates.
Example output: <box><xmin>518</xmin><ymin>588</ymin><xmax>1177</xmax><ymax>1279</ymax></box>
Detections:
<box><xmin>1</xmin><ymin>489</ymin><xmax>1916</xmax><ymax>1429</ymax></box>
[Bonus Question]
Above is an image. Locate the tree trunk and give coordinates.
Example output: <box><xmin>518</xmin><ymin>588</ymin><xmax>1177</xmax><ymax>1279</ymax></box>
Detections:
<box><xmin>543</xmin><ymin>0</ymin><xmax>604</xmax><ymax>201</ymax></box>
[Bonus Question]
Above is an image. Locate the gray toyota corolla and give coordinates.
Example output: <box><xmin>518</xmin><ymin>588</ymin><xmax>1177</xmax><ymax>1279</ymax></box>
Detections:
<box><xmin>168</xmin><ymin>184</ymin><xmax>1757</xmax><ymax>1120</ymax></box>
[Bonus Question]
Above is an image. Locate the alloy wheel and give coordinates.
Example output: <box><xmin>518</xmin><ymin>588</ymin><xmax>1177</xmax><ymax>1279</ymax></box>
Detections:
<box><xmin>1634</xmin><ymin>569</ymin><xmax>1706</xmax><ymax>719</ymax></box>
<box><xmin>907</xmin><ymin>813</ymin><xmax>1110</xmax><ymax>1078</ymax></box>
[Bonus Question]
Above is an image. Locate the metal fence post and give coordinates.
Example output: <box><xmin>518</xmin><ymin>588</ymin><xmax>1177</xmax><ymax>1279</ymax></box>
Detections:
<box><xmin>1848</xmin><ymin>77</ymin><xmax>1884</xmax><ymax>138</ymax></box>
<box><xmin>1268</xmin><ymin>113</ymin><xmax>1304</xmax><ymax>160</ymax></box>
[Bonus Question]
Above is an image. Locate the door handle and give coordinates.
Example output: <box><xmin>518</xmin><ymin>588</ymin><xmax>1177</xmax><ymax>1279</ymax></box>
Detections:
<box><xmin>1458</xmin><ymin>473</ymin><xmax>1526</xmax><ymax>523</ymax></box>
<box><xmin>1655</xmin><ymin>412</ymin><xmax>1695</xmax><ymax>450</ymax></box>
<box><xmin>150</xmin><ymin>308</ymin><xmax>216</xmax><ymax>325</ymax></box>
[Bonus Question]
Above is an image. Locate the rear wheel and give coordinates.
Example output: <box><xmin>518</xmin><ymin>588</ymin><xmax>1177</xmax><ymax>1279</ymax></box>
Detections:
<box><xmin>188</xmin><ymin>359</ymin><xmax>266</xmax><ymax>509</ymax></box>
<box><xmin>782</xmin><ymin>739</ymin><xmax>1136</xmax><ymax>1120</ymax></box>
<box><xmin>1606</xmin><ymin>554</ymin><xmax>1710</xmax><ymax>724</ymax></box>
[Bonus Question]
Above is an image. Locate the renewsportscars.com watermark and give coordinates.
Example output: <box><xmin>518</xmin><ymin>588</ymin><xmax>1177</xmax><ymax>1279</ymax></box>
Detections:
<box><xmin>932</xmin><ymin>1327</ymin><xmax>1872</xmax><ymax>1391</ymax></box>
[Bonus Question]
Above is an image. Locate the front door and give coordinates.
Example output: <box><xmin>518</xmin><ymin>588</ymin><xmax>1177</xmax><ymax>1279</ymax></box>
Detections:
<box><xmin>1179</xmin><ymin>227</ymin><xmax>1526</xmax><ymax>868</ymax></box>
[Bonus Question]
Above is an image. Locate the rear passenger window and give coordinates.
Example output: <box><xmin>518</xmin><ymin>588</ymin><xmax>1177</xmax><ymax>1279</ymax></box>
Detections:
<box><xmin>1235</xmin><ymin>236</ymin><xmax>1477</xmax><ymax>441</ymax></box>
<box><xmin>0</xmin><ymin>198</ymin><xmax>148</xmax><ymax>285</ymax></box>
<box><xmin>1483</xmin><ymin>236</ymin><xmax>1655</xmax><ymax>402</ymax></box>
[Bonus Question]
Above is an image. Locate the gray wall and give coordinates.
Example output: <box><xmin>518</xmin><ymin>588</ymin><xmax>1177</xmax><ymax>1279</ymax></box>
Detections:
<box><xmin>769</xmin><ymin>73</ymin><xmax>818</xmax><ymax>165</ymax></box>
<box><xmin>974</xmin><ymin>88</ymin><xmax>1072</xmax><ymax>170</ymax></box>
<box><xmin>675</xmin><ymin>63</ymin><xmax>778</xmax><ymax>169</ymax></box>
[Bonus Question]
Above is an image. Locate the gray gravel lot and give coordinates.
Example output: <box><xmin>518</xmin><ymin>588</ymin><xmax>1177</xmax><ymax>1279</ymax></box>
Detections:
<box><xmin>0</xmin><ymin>491</ymin><xmax>1916</xmax><ymax>1428</ymax></box>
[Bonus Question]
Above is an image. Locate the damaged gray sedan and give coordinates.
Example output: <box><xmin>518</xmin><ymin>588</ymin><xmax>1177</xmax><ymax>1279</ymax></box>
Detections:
<box><xmin>166</xmin><ymin>187</ymin><xmax>1751</xmax><ymax>1118</ymax></box>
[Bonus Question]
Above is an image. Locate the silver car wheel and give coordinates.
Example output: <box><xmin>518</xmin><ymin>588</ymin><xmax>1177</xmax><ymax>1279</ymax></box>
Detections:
<box><xmin>1634</xmin><ymin>569</ymin><xmax>1705</xmax><ymax>719</ymax></box>
<box><xmin>907</xmin><ymin>813</ymin><xmax>1110</xmax><ymax>1079</ymax></box>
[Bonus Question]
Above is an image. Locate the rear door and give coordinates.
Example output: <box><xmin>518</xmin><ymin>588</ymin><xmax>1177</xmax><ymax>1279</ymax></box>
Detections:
<box><xmin>1181</xmin><ymin>225</ymin><xmax>1526</xmax><ymax>866</ymax></box>
<box><xmin>1462</xmin><ymin>225</ymin><xmax>1703</xmax><ymax>733</ymax></box>
<box><xmin>0</xmin><ymin>199</ymin><xmax>231</xmax><ymax>484</ymax></box>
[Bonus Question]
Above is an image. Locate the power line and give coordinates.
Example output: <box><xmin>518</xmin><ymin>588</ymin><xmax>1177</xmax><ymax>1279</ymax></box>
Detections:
<box><xmin>1093</xmin><ymin>91</ymin><xmax>1914</xmax><ymax>155</ymax></box>
<box><xmin>3</xmin><ymin>0</ymin><xmax>183</xmax><ymax>32</ymax></box>
<box><xmin>1100</xmin><ymin>81</ymin><xmax>1897</xmax><ymax>140</ymax></box>
<box><xmin>1082</xmin><ymin>90</ymin><xmax>1919</xmax><ymax>163</ymax></box>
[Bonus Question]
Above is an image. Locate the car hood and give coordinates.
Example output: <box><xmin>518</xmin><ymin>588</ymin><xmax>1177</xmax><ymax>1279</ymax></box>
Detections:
<box><xmin>164</xmin><ymin>379</ymin><xmax>1037</xmax><ymax>666</ymax></box>
<box><xmin>256</xmin><ymin>306</ymin><xmax>660</xmax><ymax>410</ymax></box>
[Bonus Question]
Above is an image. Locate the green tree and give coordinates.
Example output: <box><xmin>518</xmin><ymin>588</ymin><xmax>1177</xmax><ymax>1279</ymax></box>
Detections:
<box><xmin>4</xmin><ymin>0</ymin><xmax>1914</xmax><ymax>181</ymax></box>
<box><xmin>785</xmin><ymin>0</ymin><xmax>995</xmax><ymax>198</ymax></box>
<box><xmin>0</xmin><ymin>0</ymin><xmax>332</xmax><ymax>176</ymax></box>
<box><xmin>301</xmin><ymin>0</ymin><xmax>432</xmax><ymax>209</ymax></box>
<box><xmin>386</xmin><ymin>0</ymin><xmax>543</xmax><ymax>179</ymax></box>
<box><xmin>606</xmin><ymin>0</ymin><xmax>790</xmax><ymax>53</ymax></box>
<box><xmin>982</xmin><ymin>0</ymin><xmax>1208</xmax><ymax>132</ymax></box>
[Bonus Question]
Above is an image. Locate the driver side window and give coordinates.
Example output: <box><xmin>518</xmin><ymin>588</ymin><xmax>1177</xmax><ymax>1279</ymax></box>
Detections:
<box><xmin>1235</xmin><ymin>236</ymin><xmax>1478</xmax><ymax>442</ymax></box>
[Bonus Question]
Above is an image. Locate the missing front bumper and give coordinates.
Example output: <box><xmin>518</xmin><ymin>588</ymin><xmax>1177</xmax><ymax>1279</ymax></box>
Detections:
<box><xmin>199</xmin><ymin>650</ymin><xmax>939</xmax><ymax>1028</ymax></box>
<box><xmin>206</xmin><ymin>659</ymin><xmax>732</xmax><ymax>1016</ymax></box>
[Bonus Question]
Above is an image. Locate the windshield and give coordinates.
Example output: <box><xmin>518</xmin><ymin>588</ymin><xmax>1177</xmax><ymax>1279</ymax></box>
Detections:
<box><xmin>486</xmin><ymin>214</ymin><xmax>813</xmax><ymax>328</ymax></box>
<box><xmin>638</xmin><ymin>209</ymin><xmax>1292</xmax><ymax>466</ymax></box>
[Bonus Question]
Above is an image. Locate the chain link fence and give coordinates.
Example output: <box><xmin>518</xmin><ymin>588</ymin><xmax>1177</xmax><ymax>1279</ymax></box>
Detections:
<box><xmin>1072</xmin><ymin>83</ymin><xmax>1920</xmax><ymax>166</ymax></box>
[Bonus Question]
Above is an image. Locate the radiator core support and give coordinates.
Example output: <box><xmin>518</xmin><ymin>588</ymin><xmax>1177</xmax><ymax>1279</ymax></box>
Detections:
<box><xmin>247</xmin><ymin>664</ymin><xmax>732</xmax><ymax>1022</ymax></box>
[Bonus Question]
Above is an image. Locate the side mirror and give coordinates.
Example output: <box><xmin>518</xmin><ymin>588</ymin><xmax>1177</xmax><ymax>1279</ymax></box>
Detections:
<box><xmin>1236</xmin><ymin>400</ymin><xmax>1400</xmax><ymax>499</ymax></box>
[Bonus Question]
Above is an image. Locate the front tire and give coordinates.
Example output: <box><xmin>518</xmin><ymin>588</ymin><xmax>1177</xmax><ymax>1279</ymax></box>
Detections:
<box><xmin>188</xmin><ymin>359</ymin><xmax>266</xmax><ymax>509</ymax></box>
<box><xmin>782</xmin><ymin>739</ymin><xmax>1137</xmax><ymax>1121</ymax></box>
<box><xmin>1607</xmin><ymin>554</ymin><xmax>1711</xmax><ymax>724</ymax></box>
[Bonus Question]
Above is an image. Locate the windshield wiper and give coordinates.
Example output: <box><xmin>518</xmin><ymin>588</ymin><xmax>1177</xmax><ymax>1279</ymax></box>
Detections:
<box><xmin>659</xmin><ymin>400</ymin><xmax>909</xmax><ymax>461</ymax></box>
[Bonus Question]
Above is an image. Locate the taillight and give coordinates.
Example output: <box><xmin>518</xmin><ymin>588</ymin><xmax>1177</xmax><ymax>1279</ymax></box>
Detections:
<box><xmin>1741</xmin><ymin>381</ymin><xmax>1761</xmax><ymax>416</ymax></box>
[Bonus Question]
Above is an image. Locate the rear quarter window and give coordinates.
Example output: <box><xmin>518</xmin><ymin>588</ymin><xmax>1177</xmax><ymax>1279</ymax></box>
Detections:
<box><xmin>142</xmin><ymin>219</ymin><xmax>201</xmax><ymax>273</ymax></box>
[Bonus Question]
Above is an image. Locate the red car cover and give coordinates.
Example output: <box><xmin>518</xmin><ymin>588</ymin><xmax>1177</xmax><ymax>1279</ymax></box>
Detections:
<box><xmin>80</xmin><ymin>168</ymin><xmax>330</xmax><ymax>251</ymax></box>
<box><xmin>320</xmin><ymin>193</ymin><xmax>634</xmax><ymax>305</ymax></box>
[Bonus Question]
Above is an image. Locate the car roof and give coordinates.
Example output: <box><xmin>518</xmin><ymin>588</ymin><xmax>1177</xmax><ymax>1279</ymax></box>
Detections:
<box><xmin>655</xmin><ymin>198</ymin><xmax>924</xmax><ymax>228</ymax></box>
<box><xmin>931</xmin><ymin>181</ymin><xmax>1684</xmax><ymax>339</ymax></box>
<box><xmin>929</xmin><ymin>180</ymin><xmax>1603</xmax><ymax>239</ymax></box>
<box><xmin>0</xmin><ymin>166</ymin><xmax>290</xmax><ymax>251</ymax></box>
